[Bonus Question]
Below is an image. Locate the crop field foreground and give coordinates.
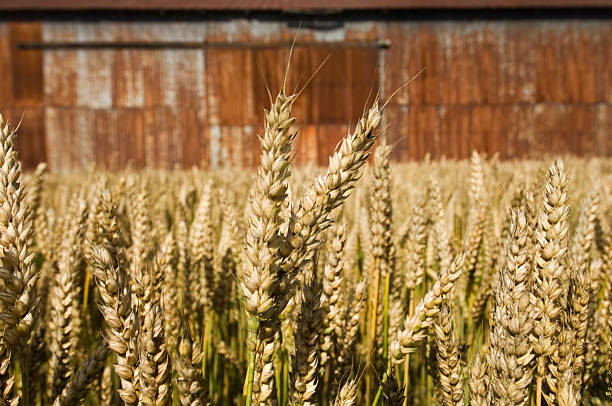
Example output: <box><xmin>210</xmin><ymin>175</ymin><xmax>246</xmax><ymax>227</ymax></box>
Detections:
<box><xmin>0</xmin><ymin>87</ymin><xmax>611</xmax><ymax>406</ymax></box>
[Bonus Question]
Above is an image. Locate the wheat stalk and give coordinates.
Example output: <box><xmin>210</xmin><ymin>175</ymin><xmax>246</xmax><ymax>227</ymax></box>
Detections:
<box><xmin>175</xmin><ymin>315</ymin><xmax>209</xmax><ymax>406</ymax></box>
<box><xmin>241</xmin><ymin>89</ymin><xmax>298</xmax><ymax>406</ymax></box>
<box><xmin>530</xmin><ymin>159</ymin><xmax>570</xmax><ymax>406</ymax></box>
<box><xmin>567</xmin><ymin>192</ymin><xmax>599</xmax><ymax>396</ymax></box>
<box><xmin>138</xmin><ymin>257</ymin><xmax>171</xmax><ymax>405</ymax></box>
<box><xmin>320</xmin><ymin>224</ymin><xmax>347</xmax><ymax>368</ymax></box>
<box><xmin>333</xmin><ymin>378</ymin><xmax>357</xmax><ymax>406</ymax></box>
<box><xmin>48</xmin><ymin>194</ymin><xmax>88</xmax><ymax>399</ymax></box>
<box><xmin>0</xmin><ymin>115</ymin><xmax>40</xmax><ymax>406</ymax></box>
<box><xmin>89</xmin><ymin>188</ymin><xmax>139</xmax><ymax>405</ymax></box>
<box><xmin>52</xmin><ymin>340</ymin><xmax>110</xmax><ymax>406</ymax></box>
<box><xmin>434</xmin><ymin>302</ymin><xmax>464</xmax><ymax>406</ymax></box>
<box><xmin>391</xmin><ymin>251</ymin><xmax>467</xmax><ymax>362</ymax></box>
<box><xmin>0</xmin><ymin>339</ymin><xmax>18</xmax><ymax>406</ymax></box>
<box><xmin>190</xmin><ymin>180</ymin><xmax>215</xmax><ymax>317</ymax></box>
<box><xmin>487</xmin><ymin>209</ymin><xmax>533</xmax><ymax>406</ymax></box>
<box><xmin>289</xmin><ymin>269</ymin><xmax>321</xmax><ymax>406</ymax></box>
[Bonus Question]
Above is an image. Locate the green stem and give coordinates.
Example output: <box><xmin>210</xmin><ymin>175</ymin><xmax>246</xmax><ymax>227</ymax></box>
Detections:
<box><xmin>283</xmin><ymin>350</ymin><xmax>290</xmax><ymax>406</ymax></box>
<box><xmin>382</xmin><ymin>273</ymin><xmax>390</xmax><ymax>361</ymax></box>
<box><xmin>275</xmin><ymin>352</ymin><xmax>282</xmax><ymax>404</ymax></box>
<box><xmin>245</xmin><ymin>350</ymin><xmax>256</xmax><ymax>406</ymax></box>
<box><xmin>211</xmin><ymin>333</ymin><xmax>218</xmax><ymax>402</ymax></box>
<box><xmin>20</xmin><ymin>355</ymin><xmax>29</xmax><ymax>406</ymax></box>
<box><xmin>371</xmin><ymin>361</ymin><xmax>392</xmax><ymax>406</ymax></box>
<box><xmin>202</xmin><ymin>311</ymin><xmax>211</xmax><ymax>375</ymax></box>
<box><xmin>402</xmin><ymin>357</ymin><xmax>410</xmax><ymax>406</ymax></box>
<box><xmin>82</xmin><ymin>269</ymin><xmax>91</xmax><ymax>312</ymax></box>
<box><xmin>371</xmin><ymin>382</ymin><xmax>383</xmax><ymax>406</ymax></box>
<box><xmin>366</xmin><ymin>257</ymin><xmax>380</xmax><ymax>405</ymax></box>
<box><xmin>245</xmin><ymin>316</ymin><xmax>259</xmax><ymax>406</ymax></box>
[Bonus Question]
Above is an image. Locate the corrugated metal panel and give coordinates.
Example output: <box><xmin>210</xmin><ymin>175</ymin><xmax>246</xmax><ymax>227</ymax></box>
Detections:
<box><xmin>384</xmin><ymin>21</ymin><xmax>612</xmax><ymax>161</ymax></box>
<box><xmin>76</xmin><ymin>25</ymin><xmax>113</xmax><ymax>108</ymax></box>
<box><xmin>2</xmin><ymin>19</ymin><xmax>612</xmax><ymax>171</ymax></box>
<box><xmin>112</xmin><ymin>50</ymin><xmax>145</xmax><ymax>107</ymax></box>
<box><xmin>43</xmin><ymin>23</ymin><xmax>77</xmax><ymax>107</ymax></box>
<box><xmin>177</xmin><ymin>109</ymin><xmax>203</xmax><ymax>168</ymax></box>
<box><xmin>595</xmin><ymin>105</ymin><xmax>610</xmax><ymax>156</ymax></box>
<box><xmin>299</xmin><ymin>124</ymin><xmax>319</xmax><ymax>166</ymax></box>
<box><xmin>0</xmin><ymin>25</ymin><xmax>12</xmax><ymax>105</ymax></box>
<box><xmin>45</xmin><ymin>107</ymin><xmax>78</xmax><ymax>172</ymax></box>
<box><xmin>10</xmin><ymin>23</ymin><xmax>43</xmax><ymax>106</ymax></box>
<box><xmin>6</xmin><ymin>107</ymin><xmax>46</xmax><ymax>169</ymax></box>
<box><xmin>317</xmin><ymin>124</ymin><xmax>348</xmax><ymax>165</ymax></box>
<box><xmin>206</xmin><ymin>48</ymin><xmax>254</xmax><ymax>126</ymax></box>
<box><xmin>89</xmin><ymin>108</ymin><xmax>111</xmax><ymax>168</ymax></box>
<box><xmin>0</xmin><ymin>23</ymin><xmax>46</xmax><ymax>170</ymax></box>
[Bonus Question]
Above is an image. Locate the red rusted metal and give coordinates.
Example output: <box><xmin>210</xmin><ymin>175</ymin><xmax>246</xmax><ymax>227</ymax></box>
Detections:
<box><xmin>1</xmin><ymin>19</ymin><xmax>612</xmax><ymax>171</ymax></box>
<box><xmin>0</xmin><ymin>23</ymin><xmax>45</xmax><ymax>170</ymax></box>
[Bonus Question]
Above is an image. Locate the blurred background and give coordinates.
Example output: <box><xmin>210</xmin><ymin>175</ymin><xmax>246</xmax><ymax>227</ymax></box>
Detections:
<box><xmin>1</xmin><ymin>0</ymin><xmax>612</xmax><ymax>172</ymax></box>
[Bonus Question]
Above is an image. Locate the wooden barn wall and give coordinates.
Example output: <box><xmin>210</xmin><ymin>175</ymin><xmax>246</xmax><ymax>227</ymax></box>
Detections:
<box><xmin>0</xmin><ymin>19</ymin><xmax>611</xmax><ymax>171</ymax></box>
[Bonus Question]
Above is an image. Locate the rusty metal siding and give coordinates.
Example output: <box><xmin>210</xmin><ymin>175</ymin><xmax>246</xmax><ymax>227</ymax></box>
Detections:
<box><xmin>0</xmin><ymin>22</ymin><xmax>45</xmax><ymax>170</ymax></box>
<box><xmin>1</xmin><ymin>19</ymin><xmax>612</xmax><ymax>171</ymax></box>
<box><xmin>385</xmin><ymin>21</ymin><xmax>612</xmax><ymax>161</ymax></box>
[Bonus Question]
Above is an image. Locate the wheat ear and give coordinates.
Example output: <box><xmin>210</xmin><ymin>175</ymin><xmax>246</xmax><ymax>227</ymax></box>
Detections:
<box><xmin>320</xmin><ymin>224</ymin><xmax>347</xmax><ymax>368</ymax></box>
<box><xmin>48</xmin><ymin>195</ymin><xmax>88</xmax><ymax>399</ymax></box>
<box><xmin>0</xmin><ymin>115</ymin><xmax>40</xmax><ymax>406</ymax></box>
<box><xmin>333</xmin><ymin>280</ymin><xmax>367</xmax><ymax>391</ymax></box>
<box><xmin>242</xmin><ymin>90</ymin><xmax>297</xmax><ymax>405</ymax></box>
<box><xmin>289</xmin><ymin>270</ymin><xmax>321</xmax><ymax>406</ymax></box>
<box><xmin>382</xmin><ymin>374</ymin><xmax>405</xmax><ymax>406</ymax></box>
<box><xmin>0</xmin><ymin>339</ymin><xmax>18</xmax><ymax>406</ymax></box>
<box><xmin>457</xmin><ymin>151</ymin><xmax>486</xmax><ymax>299</ymax></box>
<box><xmin>175</xmin><ymin>315</ymin><xmax>209</xmax><ymax>406</ymax></box>
<box><xmin>138</xmin><ymin>257</ymin><xmax>171</xmax><ymax>405</ymax></box>
<box><xmin>99</xmin><ymin>361</ymin><xmax>114</xmax><ymax>405</ymax></box>
<box><xmin>276</xmin><ymin>102</ymin><xmax>382</xmax><ymax>308</ymax></box>
<box><xmin>89</xmin><ymin>188</ymin><xmax>138</xmax><ymax>405</ymax></box>
<box><xmin>530</xmin><ymin>159</ymin><xmax>570</xmax><ymax>405</ymax></box>
<box><xmin>52</xmin><ymin>340</ymin><xmax>111</xmax><ymax>406</ymax></box>
<box><xmin>391</xmin><ymin>251</ymin><xmax>467</xmax><ymax>362</ymax></box>
<box><xmin>191</xmin><ymin>180</ymin><xmax>215</xmax><ymax>317</ymax></box>
<box><xmin>468</xmin><ymin>351</ymin><xmax>488</xmax><ymax>406</ymax></box>
<box><xmin>434</xmin><ymin>302</ymin><xmax>464</xmax><ymax>406</ymax></box>
<box><xmin>29</xmin><ymin>162</ymin><xmax>46</xmax><ymax>249</ymax></box>
<box><xmin>487</xmin><ymin>209</ymin><xmax>533</xmax><ymax>406</ymax></box>
<box><xmin>333</xmin><ymin>378</ymin><xmax>357</xmax><ymax>406</ymax></box>
<box><xmin>567</xmin><ymin>192</ymin><xmax>599</xmax><ymax>395</ymax></box>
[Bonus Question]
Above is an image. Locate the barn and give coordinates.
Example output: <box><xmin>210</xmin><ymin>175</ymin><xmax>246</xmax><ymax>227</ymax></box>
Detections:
<box><xmin>1</xmin><ymin>1</ymin><xmax>612</xmax><ymax>171</ymax></box>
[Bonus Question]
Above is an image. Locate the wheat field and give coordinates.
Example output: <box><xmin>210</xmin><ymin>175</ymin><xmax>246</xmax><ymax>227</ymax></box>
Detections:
<box><xmin>0</xmin><ymin>86</ymin><xmax>610</xmax><ymax>406</ymax></box>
